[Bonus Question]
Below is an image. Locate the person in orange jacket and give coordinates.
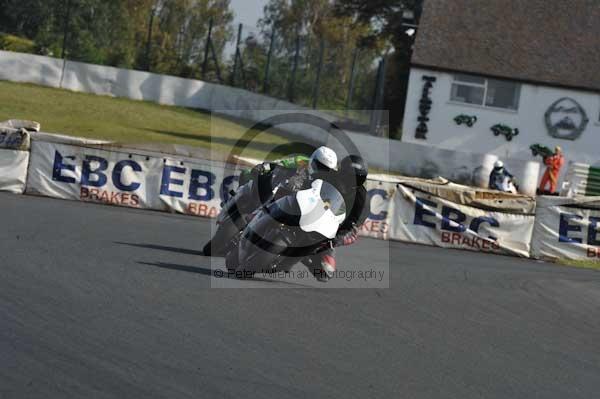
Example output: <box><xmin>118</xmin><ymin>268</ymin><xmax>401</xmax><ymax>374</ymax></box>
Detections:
<box><xmin>539</xmin><ymin>146</ymin><xmax>565</xmax><ymax>194</ymax></box>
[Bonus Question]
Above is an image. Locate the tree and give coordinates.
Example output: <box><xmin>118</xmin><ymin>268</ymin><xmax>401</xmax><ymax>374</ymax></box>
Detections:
<box><xmin>148</xmin><ymin>0</ymin><xmax>233</xmax><ymax>78</ymax></box>
<box><xmin>335</xmin><ymin>0</ymin><xmax>423</xmax><ymax>137</ymax></box>
<box><xmin>63</xmin><ymin>1</ymin><xmax>136</xmax><ymax>66</ymax></box>
<box><xmin>253</xmin><ymin>0</ymin><xmax>378</xmax><ymax>111</ymax></box>
<box><xmin>0</xmin><ymin>0</ymin><xmax>233</xmax><ymax>77</ymax></box>
<box><xmin>0</xmin><ymin>0</ymin><xmax>57</xmax><ymax>39</ymax></box>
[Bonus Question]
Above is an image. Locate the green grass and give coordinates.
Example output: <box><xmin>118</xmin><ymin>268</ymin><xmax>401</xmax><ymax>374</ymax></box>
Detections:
<box><xmin>0</xmin><ymin>80</ymin><xmax>292</xmax><ymax>159</ymax></box>
<box><xmin>558</xmin><ymin>259</ymin><xmax>600</xmax><ymax>271</ymax></box>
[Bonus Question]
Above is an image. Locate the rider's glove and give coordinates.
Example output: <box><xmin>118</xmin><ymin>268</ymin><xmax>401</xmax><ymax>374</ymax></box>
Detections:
<box><xmin>333</xmin><ymin>225</ymin><xmax>360</xmax><ymax>247</ymax></box>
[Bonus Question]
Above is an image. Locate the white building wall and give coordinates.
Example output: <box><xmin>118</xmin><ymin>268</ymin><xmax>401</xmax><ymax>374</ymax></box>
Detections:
<box><xmin>402</xmin><ymin>67</ymin><xmax>600</xmax><ymax>173</ymax></box>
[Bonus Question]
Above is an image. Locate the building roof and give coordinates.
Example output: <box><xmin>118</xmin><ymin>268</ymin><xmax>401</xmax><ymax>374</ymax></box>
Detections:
<box><xmin>412</xmin><ymin>0</ymin><xmax>600</xmax><ymax>92</ymax></box>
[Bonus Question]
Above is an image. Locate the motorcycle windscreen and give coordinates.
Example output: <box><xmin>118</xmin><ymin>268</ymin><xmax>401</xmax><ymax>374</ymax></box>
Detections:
<box><xmin>296</xmin><ymin>179</ymin><xmax>346</xmax><ymax>239</ymax></box>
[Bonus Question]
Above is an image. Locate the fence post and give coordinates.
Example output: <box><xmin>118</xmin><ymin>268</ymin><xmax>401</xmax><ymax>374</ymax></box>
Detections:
<box><xmin>61</xmin><ymin>0</ymin><xmax>72</xmax><ymax>59</ymax></box>
<box><xmin>209</xmin><ymin>36</ymin><xmax>223</xmax><ymax>83</ymax></box>
<box><xmin>345</xmin><ymin>47</ymin><xmax>359</xmax><ymax>115</ymax></box>
<box><xmin>144</xmin><ymin>7</ymin><xmax>156</xmax><ymax>71</ymax></box>
<box><xmin>288</xmin><ymin>30</ymin><xmax>301</xmax><ymax>102</ymax></box>
<box><xmin>201</xmin><ymin>18</ymin><xmax>214</xmax><ymax>79</ymax></box>
<box><xmin>263</xmin><ymin>28</ymin><xmax>276</xmax><ymax>94</ymax></box>
<box><xmin>237</xmin><ymin>46</ymin><xmax>247</xmax><ymax>89</ymax></box>
<box><xmin>369</xmin><ymin>57</ymin><xmax>387</xmax><ymax>136</ymax></box>
<box><xmin>311</xmin><ymin>39</ymin><xmax>325</xmax><ymax>109</ymax></box>
<box><xmin>230</xmin><ymin>24</ymin><xmax>243</xmax><ymax>86</ymax></box>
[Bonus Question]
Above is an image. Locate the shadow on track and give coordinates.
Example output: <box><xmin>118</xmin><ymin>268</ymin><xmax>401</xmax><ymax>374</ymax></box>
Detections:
<box><xmin>121</xmin><ymin>242</ymin><xmax>316</xmax><ymax>287</ymax></box>
<box><xmin>116</xmin><ymin>242</ymin><xmax>204</xmax><ymax>256</ymax></box>
<box><xmin>137</xmin><ymin>261</ymin><xmax>313</xmax><ymax>287</ymax></box>
<box><xmin>137</xmin><ymin>261</ymin><xmax>214</xmax><ymax>276</ymax></box>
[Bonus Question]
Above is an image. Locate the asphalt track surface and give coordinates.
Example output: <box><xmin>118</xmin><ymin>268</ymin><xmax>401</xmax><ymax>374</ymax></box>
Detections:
<box><xmin>2</xmin><ymin>192</ymin><xmax>600</xmax><ymax>399</ymax></box>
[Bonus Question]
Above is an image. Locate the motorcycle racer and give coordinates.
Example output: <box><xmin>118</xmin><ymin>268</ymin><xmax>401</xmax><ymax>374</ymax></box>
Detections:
<box><xmin>202</xmin><ymin>146</ymin><xmax>338</xmax><ymax>256</ymax></box>
<box><xmin>488</xmin><ymin>160</ymin><xmax>517</xmax><ymax>193</ymax></box>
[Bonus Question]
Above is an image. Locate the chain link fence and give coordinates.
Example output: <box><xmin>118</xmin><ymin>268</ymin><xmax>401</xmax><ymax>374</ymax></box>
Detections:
<box><xmin>220</xmin><ymin>23</ymin><xmax>387</xmax><ymax>132</ymax></box>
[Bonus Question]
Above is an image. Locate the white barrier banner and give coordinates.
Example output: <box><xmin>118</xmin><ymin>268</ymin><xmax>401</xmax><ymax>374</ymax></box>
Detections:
<box><xmin>388</xmin><ymin>184</ymin><xmax>534</xmax><ymax>257</ymax></box>
<box><xmin>532</xmin><ymin>196</ymin><xmax>600</xmax><ymax>261</ymax></box>
<box><xmin>27</xmin><ymin>141</ymin><xmax>166</xmax><ymax>210</ymax></box>
<box><xmin>0</xmin><ymin>149</ymin><xmax>29</xmax><ymax>194</ymax></box>
<box><xmin>27</xmin><ymin>140</ymin><xmax>241</xmax><ymax>217</ymax></box>
<box><xmin>358</xmin><ymin>180</ymin><xmax>395</xmax><ymax>240</ymax></box>
<box><xmin>158</xmin><ymin>158</ymin><xmax>239</xmax><ymax>218</ymax></box>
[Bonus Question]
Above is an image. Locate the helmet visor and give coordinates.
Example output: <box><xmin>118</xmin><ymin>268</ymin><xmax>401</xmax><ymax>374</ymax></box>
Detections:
<box><xmin>310</xmin><ymin>158</ymin><xmax>333</xmax><ymax>175</ymax></box>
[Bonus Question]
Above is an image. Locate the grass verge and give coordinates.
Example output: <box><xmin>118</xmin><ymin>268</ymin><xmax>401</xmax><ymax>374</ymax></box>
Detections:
<box><xmin>557</xmin><ymin>259</ymin><xmax>600</xmax><ymax>271</ymax></box>
<box><xmin>0</xmin><ymin>80</ymin><xmax>291</xmax><ymax>159</ymax></box>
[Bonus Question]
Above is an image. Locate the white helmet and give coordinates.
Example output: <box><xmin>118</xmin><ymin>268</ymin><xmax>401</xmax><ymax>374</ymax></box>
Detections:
<box><xmin>494</xmin><ymin>160</ymin><xmax>504</xmax><ymax>170</ymax></box>
<box><xmin>309</xmin><ymin>146</ymin><xmax>338</xmax><ymax>175</ymax></box>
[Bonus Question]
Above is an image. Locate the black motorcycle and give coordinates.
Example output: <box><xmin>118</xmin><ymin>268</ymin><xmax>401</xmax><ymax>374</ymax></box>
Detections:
<box><xmin>224</xmin><ymin>179</ymin><xmax>346</xmax><ymax>274</ymax></box>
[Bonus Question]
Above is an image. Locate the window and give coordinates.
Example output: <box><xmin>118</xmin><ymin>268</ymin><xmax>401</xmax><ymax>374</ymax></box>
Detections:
<box><xmin>450</xmin><ymin>74</ymin><xmax>520</xmax><ymax>110</ymax></box>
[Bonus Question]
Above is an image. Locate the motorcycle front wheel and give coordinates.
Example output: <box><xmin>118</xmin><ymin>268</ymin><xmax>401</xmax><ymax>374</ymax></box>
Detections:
<box><xmin>203</xmin><ymin>216</ymin><xmax>240</xmax><ymax>257</ymax></box>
